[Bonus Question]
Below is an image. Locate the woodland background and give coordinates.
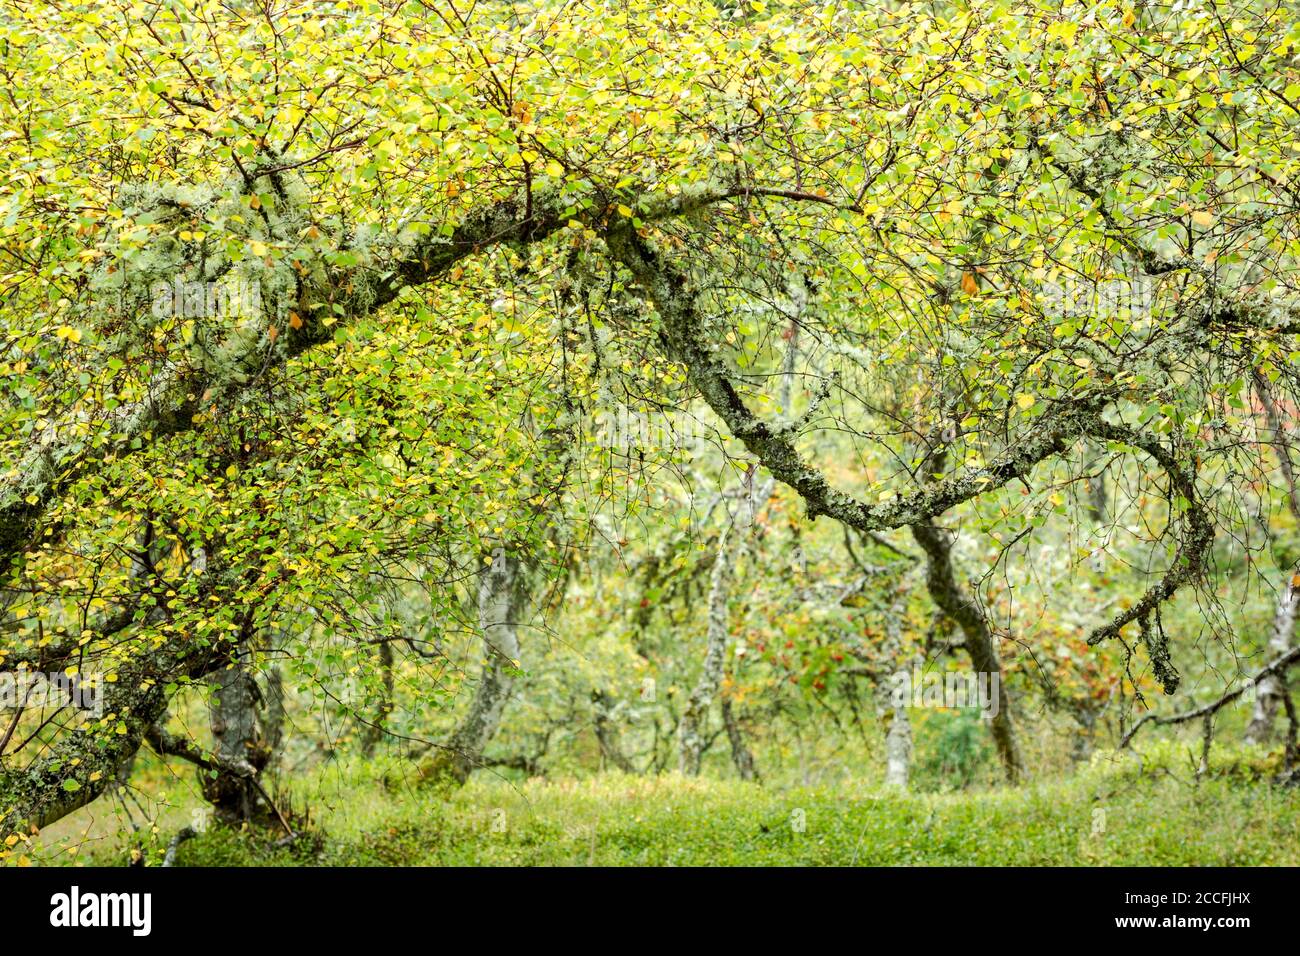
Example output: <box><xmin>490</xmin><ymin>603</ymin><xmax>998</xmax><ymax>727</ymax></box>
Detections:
<box><xmin>2</xmin><ymin>0</ymin><xmax>1300</xmax><ymax>866</ymax></box>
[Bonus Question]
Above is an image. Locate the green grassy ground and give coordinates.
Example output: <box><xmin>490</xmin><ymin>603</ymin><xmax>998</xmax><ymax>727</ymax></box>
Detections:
<box><xmin>38</xmin><ymin>742</ymin><xmax>1300</xmax><ymax>867</ymax></box>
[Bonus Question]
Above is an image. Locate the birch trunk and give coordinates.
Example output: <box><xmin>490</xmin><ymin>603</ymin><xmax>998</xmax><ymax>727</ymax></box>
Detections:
<box><xmin>678</xmin><ymin>477</ymin><xmax>776</xmax><ymax>776</ymax></box>
<box><xmin>676</xmin><ymin>292</ymin><xmax>804</xmax><ymax>776</ymax></box>
<box><xmin>592</xmin><ymin>690</ymin><xmax>636</xmax><ymax>773</ymax></box>
<box><xmin>202</xmin><ymin>658</ymin><xmax>275</xmax><ymax>826</ymax></box>
<box><xmin>1245</xmin><ymin>579</ymin><xmax>1299</xmax><ymax>745</ymax></box>
<box><xmin>419</xmin><ymin>549</ymin><xmax>526</xmax><ymax>785</ymax></box>
<box><xmin>262</xmin><ymin>665</ymin><xmax>286</xmax><ymax>769</ymax></box>
<box><xmin>910</xmin><ymin>521</ymin><xmax>1024</xmax><ymax>783</ymax></box>
<box><xmin>881</xmin><ymin>593</ymin><xmax>913</xmax><ymax>789</ymax></box>
<box><xmin>360</xmin><ymin>640</ymin><xmax>394</xmax><ymax>757</ymax></box>
<box><xmin>679</xmin><ymin>520</ymin><xmax>740</xmax><ymax>775</ymax></box>
<box><xmin>884</xmin><ymin>703</ymin><xmax>912</xmax><ymax>788</ymax></box>
<box><xmin>721</xmin><ymin>689</ymin><xmax>759</xmax><ymax>781</ymax></box>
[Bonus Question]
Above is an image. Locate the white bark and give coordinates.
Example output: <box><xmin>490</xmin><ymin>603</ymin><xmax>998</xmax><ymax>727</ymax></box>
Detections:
<box><xmin>679</xmin><ymin>521</ymin><xmax>740</xmax><ymax>775</ymax></box>
<box><xmin>678</xmin><ymin>475</ymin><xmax>781</xmax><ymax>776</ymax></box>
<box><xmin>1245</xmin><ymin>578</ymin><xmax>1298</xmax><ymax>745</ymax></box>
<box><xmin>881</xmin><ymin>591</ymin><xmax>913</xmax><ymax>789</ymax></box>
<box><xmin>884</xmin><ymin>705</ymin><xmax>912</xmax><ymax>788</ymax></box>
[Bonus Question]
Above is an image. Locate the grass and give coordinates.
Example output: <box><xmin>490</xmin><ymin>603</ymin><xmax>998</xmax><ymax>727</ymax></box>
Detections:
<box><xmin>34</xmin><ymin>741</ymin><xmax>1300</xmax><ymax>867</ymax></box>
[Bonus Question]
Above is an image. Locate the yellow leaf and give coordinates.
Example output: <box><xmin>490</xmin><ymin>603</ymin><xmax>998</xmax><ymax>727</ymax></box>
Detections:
<box><xmin>1192</xmin><ymin>209</ymin><xmax>1216</xmax><ymax>227</ymax></box>
<box><xmin>1016</xmin><ymin>393</ymin><xmax>1036</xmax><ymax>410</ymax></box>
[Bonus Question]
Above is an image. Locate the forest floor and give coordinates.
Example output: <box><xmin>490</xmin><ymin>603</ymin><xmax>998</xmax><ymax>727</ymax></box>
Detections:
<box><xmin>33</xmin><ymin>742</ymin><xmax>1300</xmax><ymax>866</ymax></box>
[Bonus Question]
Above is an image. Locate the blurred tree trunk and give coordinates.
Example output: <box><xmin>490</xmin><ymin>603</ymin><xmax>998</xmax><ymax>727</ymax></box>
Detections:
<box><xmin>679</xmin><ymin>519</ymin><xmax>741</xmax><ymax>775</ymax></box>
<box><xmin>418</xmin><ymin>549</ymin><xmax>526</xmax><ymax>786</ymax></box>
<box><xmin>202</xmin><ymin>649</ymin><xmax>275</xmax><ymax>827</ymax></box>
<box><xmin>910</xmin><ymin>521</ymin><xmax>1023</xmax><ymax>784</ymax></box>
<box><xmin>1244</xmin><ymin>370</ymin><xmax>1300</xmax><ymax>747</ymax></box>
<box><xmin>906</xmin><ymin>437</ymin><xmax>1023</xmax><ymax>783</ymax></box>
<box><xmin>678</xmin><ymin>294</ymin><xmax>802</xmax><ymax>777</ymax></box>
<box><xmin>721</xmin><ymin>689</ymin><xmax>759</xmax><ymax>781</ymax></box>
<box><xmin>882</xmin><ymin>593</ymin><xmax>913</xmax><ymax>789</ymax></box>
<box><xmin>262</xmin><ymin>664</ymin><xmax>286</xmax><ymax>770</ymax></box>
<box><xmin>1085</xmin><ymin>445</ymin><xmax>1108</xmax><ymax>525</ymax></box>
<box><xmin>1245</xmin><ymin>578</ymin><xmax>1298</xmax><ymax>745</ymax></box>
<box><xmin>360</xmin><ymin>640</ymin><xmax>394</xmax><ymax>757</ymax></box>
<box><xmin>592</xmin><ymin>690</ymin><xmax>636</xmax><ymax>773</ymax></box>
<box><xmin>883</xmin><ymin>703</ymin><xmax>912</xmax><ymax>788</ymax></box>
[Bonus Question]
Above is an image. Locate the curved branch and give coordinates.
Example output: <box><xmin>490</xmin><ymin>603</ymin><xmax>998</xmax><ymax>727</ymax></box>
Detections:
<box><xmin>603</xmin><ymin>221</ymin><xmax>1214</xmax><ymax>690</ymax></box>
<box><xmin>1082</xmin><ymin>423</ymin><xmax>1215</xmax><ymax>690</ymax></box>
<box><xmin>1</xmin><ymin>182</ymin><xmax>785</xmax><ymax>580</ymax></box>
<box><xmin>602</xmin><ymin>218</ymin><xmax>1104</xmax><ymax>532</ymax></box>
<box><xmin>1120</xmin><ymin>644</ymin><xmax>1300</xmax><ymax>748</ymax></box>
